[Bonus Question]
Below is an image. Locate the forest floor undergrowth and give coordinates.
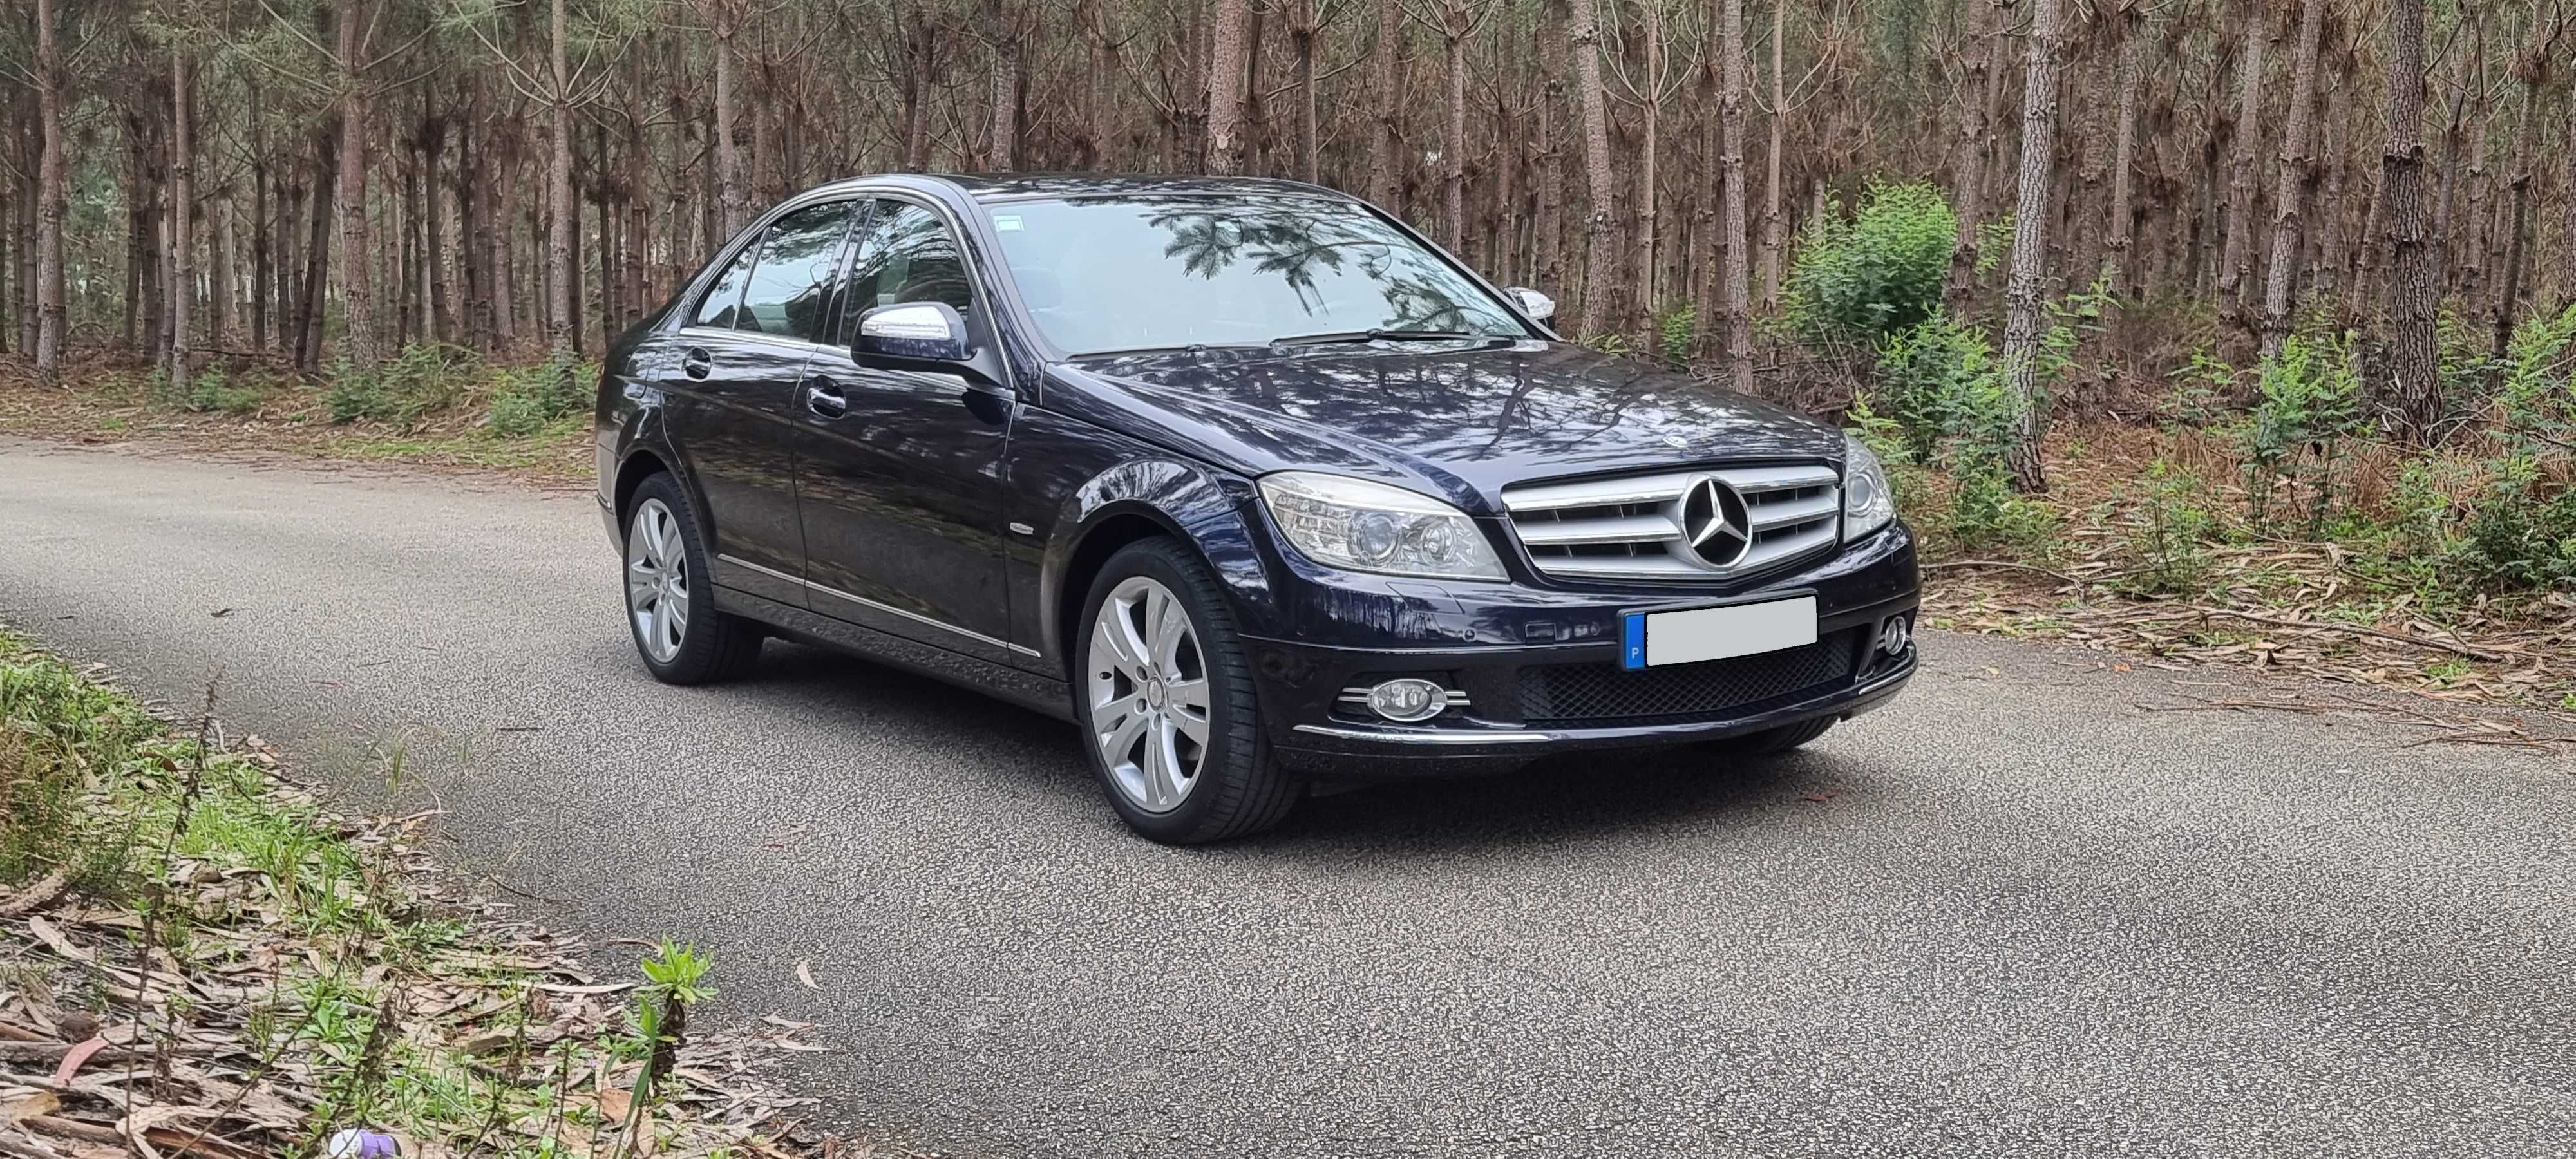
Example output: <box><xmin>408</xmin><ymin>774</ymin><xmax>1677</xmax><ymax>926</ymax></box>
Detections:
<box><xmin>0</xmin><ymin>630</ymin><xmax>867</xmax><ymax>1158</ymax></box>
<box><xmin>1910</xmin><ymin>421</ymin><xmax>2576</xmax><ymax>748</ymax></box>
<box><xmin>1</xmin><ymin>350</ymin><xmax>594</xmax><ymax>483</ymax></box>
<box><xmin>9</xmin><ymin>346</ymin><xmax>2572</xmax><ymax>748</ymax></box>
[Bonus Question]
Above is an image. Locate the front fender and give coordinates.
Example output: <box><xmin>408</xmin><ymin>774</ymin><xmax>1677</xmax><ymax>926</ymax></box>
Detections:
<box><xmin>1012</xmin><ymin>411</ymin><xmax>1284</xmax><ymax>672</ymax></box>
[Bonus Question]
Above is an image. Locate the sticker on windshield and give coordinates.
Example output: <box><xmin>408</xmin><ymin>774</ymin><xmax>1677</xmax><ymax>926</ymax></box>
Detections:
<box><xmin>993</xmin><ymin>214</ymin><xmax>1023</xmax><ymax>232</ymax></box>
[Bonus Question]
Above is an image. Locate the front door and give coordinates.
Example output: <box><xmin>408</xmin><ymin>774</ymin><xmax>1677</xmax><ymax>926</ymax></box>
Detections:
<box><xmin>790</xmin><ymin>196</ymin><xmax>1019</xmax><ymax>664</ymax></box>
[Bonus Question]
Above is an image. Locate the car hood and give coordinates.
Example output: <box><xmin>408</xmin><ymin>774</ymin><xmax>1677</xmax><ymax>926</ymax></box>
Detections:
<box><xmin>1049</xmin><ymin>340</ymin><xmax>1846</xmax><ymax>514</ymax></box>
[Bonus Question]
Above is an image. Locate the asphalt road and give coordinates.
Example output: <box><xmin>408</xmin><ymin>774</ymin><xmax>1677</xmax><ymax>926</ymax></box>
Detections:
<box><xmin>3</xmin><ymin>437</ymin><xmax>2571</xmax><ymax>1158</ymax></box>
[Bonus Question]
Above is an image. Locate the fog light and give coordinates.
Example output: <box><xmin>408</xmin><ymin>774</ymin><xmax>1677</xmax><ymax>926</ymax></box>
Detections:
<box><xmin>1878</xmin><ymin>614</ymin><xmax>1913</xmax><ymax>655</ymax></box>
<box><xmin>1365</xmin><ymin>678</ymin><xmax>1450</xmax><ymax>722</ymax></box>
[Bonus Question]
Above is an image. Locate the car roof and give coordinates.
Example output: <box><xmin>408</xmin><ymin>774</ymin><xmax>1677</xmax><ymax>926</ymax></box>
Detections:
<box><xmin>800</xmin><ymin>173</ymin><xmax>1357</xmax><ymax>205</ymax></box>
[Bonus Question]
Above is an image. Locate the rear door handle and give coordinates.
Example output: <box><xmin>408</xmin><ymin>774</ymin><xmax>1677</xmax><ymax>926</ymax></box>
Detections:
<box><xmin>679</xmin><ymin>347</ymin><xmax>712</xmax><ymax>380</ymax></box>
<box><xmin>804</xmin><ymin>381</ymin><xmax>848</xmax><ymax>420</ymax></box>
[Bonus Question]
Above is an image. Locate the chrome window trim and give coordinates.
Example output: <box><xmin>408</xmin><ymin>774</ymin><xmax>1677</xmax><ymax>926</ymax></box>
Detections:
<box><xmin>717</xmin><ymin>553</ymin><xmax>1039</xmax><ymax>658</ymax></box>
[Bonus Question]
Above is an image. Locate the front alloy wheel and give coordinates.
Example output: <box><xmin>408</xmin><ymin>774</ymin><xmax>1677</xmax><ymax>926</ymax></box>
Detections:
<box><xmin>1073</xmin><ymin>539</ymin><xmax>1305</xmax><ymax>843</ymax></box>
<box><xmin>1086</xmin><ymin>576</ymin><xmax>1211</xmax><ymax>814</ymax></box>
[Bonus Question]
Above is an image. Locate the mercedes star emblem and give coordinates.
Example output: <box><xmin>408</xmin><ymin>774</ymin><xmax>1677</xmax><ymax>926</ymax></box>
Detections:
<box><xmin>1680</xmin><ymin>477</ymin><xmax>1752</xmax><ymax>568</ymax></box>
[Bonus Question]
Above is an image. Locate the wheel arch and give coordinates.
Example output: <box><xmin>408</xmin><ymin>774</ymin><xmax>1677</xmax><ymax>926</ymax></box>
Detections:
<box><xmin>1041</xmin><ymin>461</ymin><xmax>1280</xmax><ymax>681</ymax></box>
<box><xmin>611</xmin><ymin>448</ymin><xmax>673</xmax><ymax>526</ymax></box>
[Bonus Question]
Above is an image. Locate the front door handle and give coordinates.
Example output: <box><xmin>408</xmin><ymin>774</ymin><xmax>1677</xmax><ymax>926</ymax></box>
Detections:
<box><xmin>679</xmin><ymin>347</ymin><xmax>712</xmax><ymax>380</ymax></box>
<box><xmin>804</xmin><ymin>381</ymin><xmax>849</xmax><ymax>420</ymax></box>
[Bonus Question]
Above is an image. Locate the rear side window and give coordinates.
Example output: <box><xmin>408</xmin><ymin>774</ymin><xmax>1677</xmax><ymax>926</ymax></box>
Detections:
<box><xmin>691</xmin><ymin>243</ymin><xmax>757</xmax><ymax>329</ymax></box>
<box><xmin>842</xmin><ymin>200</ymin><xmax>975</xmax><ymax>344</ymax></box>
<box><xmin>735</xmin><ymin>201</ymin><xmax>855</xmax><ymax>343</ymax></box>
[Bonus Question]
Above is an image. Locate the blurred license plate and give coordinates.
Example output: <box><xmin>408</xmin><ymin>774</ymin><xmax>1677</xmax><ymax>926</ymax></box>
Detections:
<box><xmin>1622</xmin><ymin>596</ymin><xmax>1817</xmax><ymax>669</ymax></box>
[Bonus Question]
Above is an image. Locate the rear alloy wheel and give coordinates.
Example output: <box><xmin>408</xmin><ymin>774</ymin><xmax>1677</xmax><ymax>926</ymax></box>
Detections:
<box><xmin>621</xmin><ymin>473</ymin><xmax>762</xmax><ymax>685</ymax></box>
<box><xmin>1076</xmin><ymin>540</ymin><xmax>1304</xmax><ymax>843</ymax></box>
<box><xmin>627</xmin><ymin>498</ymin><xmax>691</xmax><ymax>664</ymax></box>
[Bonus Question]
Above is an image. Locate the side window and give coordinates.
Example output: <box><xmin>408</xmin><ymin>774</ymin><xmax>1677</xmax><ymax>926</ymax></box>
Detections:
<box><xmin>690</xmin><ymin>243</ymin><xmax>757</xmax><ymax>330</ymax></box>
<box><xmin>735</xmin><ymin>201</ymin><xmax>855</xmax><ymax>343</ymax></box>
<box><xmin>842</xmin><ymin>200</ymin><xmax>976</xmax><ymax>344</ymax></box>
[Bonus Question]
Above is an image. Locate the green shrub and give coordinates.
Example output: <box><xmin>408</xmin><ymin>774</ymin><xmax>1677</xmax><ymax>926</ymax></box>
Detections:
<box><xmin>2241</xmin><ymin>333</ymin><xmax>2366</xmax><ymax>535</ymax></box>
<box><xmin>2454</xmin><ymin>459</ymin><xmax>2576</xmax><ymax>590</ymax></box>
<box><xmin>1871</xmin><ymin>314</ymin><xmax>1994</xmax><ymax>462</ymax></box>
<box><xmin>1654</xmin><ymin>302</ymin><xmax>1698</xmax><ymax>366</ymax></box>
<box><xmin>2390</xmin><ymin>460</ymin><xmax>2458</xmax><ymax>559</ymax></box>
<box><xmin>327</xmin><ymin>344</ymin><xmax>469</xmax><ymax>425</ymax></box>
<box><xmin>159</xmin><ymin>366</ymin><xmax>265</xmax><ymax>414</ymax></box>
<box><xmin>483</xmin><ymin>355</ymin><xmax>589</xmax><ymax>438</ymax></box>
<box><xmin>2126</xmin><ymin>460</ymin><xmax>2216</xmax><ymax>594</ymax></box>
<box><xmin>2496</xmin><ymin>302</ymin><xmax>2576</xmax><ymax>453</ymax></box>
<box><xmin>1782</xmin><ymin>181</ymin><xmax>1958</xmax><ymax>348</ymax></box>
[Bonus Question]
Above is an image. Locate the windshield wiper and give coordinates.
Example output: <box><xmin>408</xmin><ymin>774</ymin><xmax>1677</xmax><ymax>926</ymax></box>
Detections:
<box><xmin>1270</xmin><ymin>328</ymin><xmax>1502</xmax><ymax>347</ymax></box>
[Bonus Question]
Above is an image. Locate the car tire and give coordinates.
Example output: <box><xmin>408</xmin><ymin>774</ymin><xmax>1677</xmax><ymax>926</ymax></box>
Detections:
<box><xmin>621</xmin><ymin>473</ymin><xmax>763</xmax><ymax>685</ymax></box>
<box><xmin>1074</xmin><ymin>538</ymin><xmax>1305</xmax><ymax>844</ymax></box>
<box><xmin>1706</xmin><ymin>715</ymin><xmax>1835</xmax><ymax>756</ymax></box>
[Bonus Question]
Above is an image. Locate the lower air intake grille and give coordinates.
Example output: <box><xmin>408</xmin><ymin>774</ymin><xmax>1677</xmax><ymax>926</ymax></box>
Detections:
<box><xmin>1517</xmin><ymin>633</ymin><xmax>1855</xmax><ymax>725</ymax></box>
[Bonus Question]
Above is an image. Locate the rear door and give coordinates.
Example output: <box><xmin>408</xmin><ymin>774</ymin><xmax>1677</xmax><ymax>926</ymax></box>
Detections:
<box><xmin>788</xmin><ymin>196</ymin><xmax>1020</xmax><ymax>663</ymax></box>
<box><xmin>664</xmin><ymin>199</ymin><xmax>857</xmax><ymax>608</ymax></box>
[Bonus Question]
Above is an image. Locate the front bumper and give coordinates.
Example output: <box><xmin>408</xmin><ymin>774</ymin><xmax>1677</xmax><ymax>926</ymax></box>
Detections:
<box><xmin>1242</xmin><ymin>521</ymin><xmax>1920</xmax><ymax>775</ymax></box>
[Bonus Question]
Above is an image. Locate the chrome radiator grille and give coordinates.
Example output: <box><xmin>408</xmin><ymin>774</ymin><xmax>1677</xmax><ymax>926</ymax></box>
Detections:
<box><xmin>1501</xmin><ymin>464</ymin><xmax>1842</xmax><ymax>583</ymax></box>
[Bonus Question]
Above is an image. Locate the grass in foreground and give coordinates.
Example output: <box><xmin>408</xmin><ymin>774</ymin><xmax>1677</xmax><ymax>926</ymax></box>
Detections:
<box><xmin>0</xmin><ymin>630</ymin><xmax>833</xmax><ymax>1158</ymax></box>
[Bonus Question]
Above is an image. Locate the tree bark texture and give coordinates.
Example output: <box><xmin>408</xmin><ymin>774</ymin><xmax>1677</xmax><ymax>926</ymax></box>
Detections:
<box><xmin>2001</xmin><ymin>0</ymin><xmax>2061</xmax><ymax>491</ymax></box>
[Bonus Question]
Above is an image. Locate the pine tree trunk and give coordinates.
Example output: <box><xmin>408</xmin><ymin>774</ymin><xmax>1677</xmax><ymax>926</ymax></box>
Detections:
<box><xmin>988</xmin><ymin>5</ymin><xmax>1021</xmax><ymax>170</ymax></box>
<box><xmin>1758</xmin><ymin>0</ymin><xmax>1785</xmax><ymax>310</ymax></box>
<box><xmin>212</xmin><ymin>194</ymin><xmax>236</xmax><ymax>350</ymax></box>
<box><xmin>2214</xmin><ymin>13</ymin><xmax>2265</xmax><ymax>343</ymax></box>
<box><xmin>298</xmin><ymin>128</ymin><xmax>336</xmax><ymax>373</ymax></box>
<box><xmin>2104</xmin><ymin>3</ymin><xmax>2143</xmax><ymax>295</ymax></box>
<box><xmin>548</xmin><ymin>0</ymin><xmax>576</xmax><ymax>362</ymax></box>
<box><xmin>2315</xmin><ymin>61</ymin><xmax>2351</xmax><ymax>317</ymax></box>
<box><xmin>1718</xmin><ymin>0</ymin><xmax>1752</xmax><ymax>393</ymax></box>
<box><xmin>1946</xmin><ymin>0</ymin><xmax>1998</xmax><ymax>307</ymax></box>
<box><xmin>1367</xmin><ymin>0</ymin><xmax>1401</xmax><ymax>207</ymax></box>
<box><xmin>489</xmin><ymin>119</ymin><xmax>516</xmax><ymax>350</ymax></box>
<box><xmin>1291</xmin><ymin>0</ymin><xmax>1320</xmax><ymax>184</ymax></box>
<box><xmin>625</xmin><ymin>60</ymin><xmax>650</xmax><ymax>332</ymax></box>
<box><xmin>32</xmin><ymin>0</ymin><xmax>65</xmax><ymax>383</ymax></box>
<box><xmin>168</xmin><ymin>48</ymin><xmax>193</xmax><ymax>390</ymax></box>
<box><xmin>1205</xmin><ymin>0</ymin><xmax>1249</xmax><ymax>173</ymax></box>
<box><xmin>1535</xmin><ymin>0</ymin><xmax>1567</xmax><ymax>292</ymax></box>
<box><xmin>2000</xmin><ymin>0</ymin><xmax>2061</xmax><ymax>491</ymax></box>
<box><xmin>2380</xmin><ymin>0</ymin><xmax>2439</xmax><ymax>441</ymax></box>
<box><xmin>1442</xmin><ymin>5</ymin><xmax>1468</xmax><ymax>251</ymax></box>
<box><xmin>335</xmin><ymin>0</ymin><xmax>379</xmax><ymax>367</ymax></box>
<box><xmin>426</xmin><ymin>130</ymin><xmax>454</xmax><ymax>344</ymax></box>
<box><xmin>2259</xmin><ymin>0</ymin><xmax>2323</xmax><ymax>359</ymax></box>
<box><xmin>1570</xmin><ymin>0</ymin><xmax>1616</xmax><ymax>338</ymax></box>
<box><xmin>706</xmin><ymin>5</ymin><xmax>745</xmax><ymax>240</ymax></box>
<box><xmin>2561</xmin><ymin>84</ymin><xmax>2576</xmax><ymax>309</ymax></box>
<box><xmin>2489</xmin><ymin>84</ymin><xmax>2537</xmax><ymax>364</ymax></box>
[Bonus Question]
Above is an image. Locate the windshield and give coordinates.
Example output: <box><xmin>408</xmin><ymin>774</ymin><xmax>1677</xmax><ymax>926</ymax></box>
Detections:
<box><xmin>983</xmin><ymin>194</ymin><xmax>1532</xmax><ymax>355</ymax></box>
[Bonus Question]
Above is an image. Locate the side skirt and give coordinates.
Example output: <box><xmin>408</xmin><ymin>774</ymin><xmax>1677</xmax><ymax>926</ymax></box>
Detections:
<box><xmin>714</xmin><ymin>586</ymin><xmax>1077</xmax><ymax>724</ymax></box>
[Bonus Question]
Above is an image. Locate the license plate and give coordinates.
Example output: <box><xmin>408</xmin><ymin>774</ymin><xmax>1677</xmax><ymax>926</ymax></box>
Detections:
<box><xmin>1622</xmin><ymin>596</ymin><xmax>1818</xmax><ymax>669</ymax></box>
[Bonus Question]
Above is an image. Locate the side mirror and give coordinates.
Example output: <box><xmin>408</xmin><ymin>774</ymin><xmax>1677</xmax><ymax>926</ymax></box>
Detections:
<box><xmin>1505</xmin><ymin>287</ymin><xmax>1556</xmax><ymax>323</ymax></box>
<box><xmin>855</xmin><ymin>301</ymin><xmax>971</xmax><ymax>363</ymax></box>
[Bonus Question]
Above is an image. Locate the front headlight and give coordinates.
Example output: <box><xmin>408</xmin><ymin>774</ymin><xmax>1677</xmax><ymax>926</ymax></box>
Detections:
<box><xmin>1842</xmin><ymin>433</ymin><xmax>1896</xmax><ymax>539</ymax></box>
<box><xmin>1257</xmin><ymin>472</ymin><xmax>1508</xmax><ymax>581</ymax></box>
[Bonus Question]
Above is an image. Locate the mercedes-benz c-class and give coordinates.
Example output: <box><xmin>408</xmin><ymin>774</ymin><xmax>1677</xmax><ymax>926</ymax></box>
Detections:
<box><xmin>596</xmin><ymin>174</ymin><xmax>1918</xmax><ymax>843</ymax></box>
